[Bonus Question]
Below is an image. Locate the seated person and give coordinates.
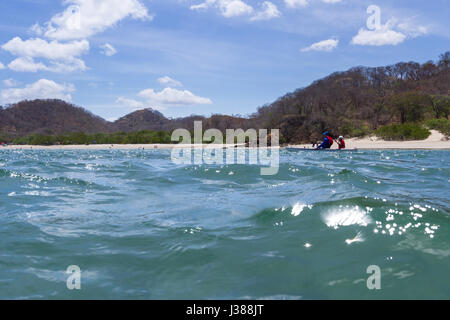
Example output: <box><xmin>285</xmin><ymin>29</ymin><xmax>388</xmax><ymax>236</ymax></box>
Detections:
<box><xmin>336</xmin><ymin>136</ymin><xmax>346</xmax><ymax>149</ymax></box>
<box><xmin>317</xmin><ymin>132</ymin><xmax>334</xmax><ymax>149</ymax></box>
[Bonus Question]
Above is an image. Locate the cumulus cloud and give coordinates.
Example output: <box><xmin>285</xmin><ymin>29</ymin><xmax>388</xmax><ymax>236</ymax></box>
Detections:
<box><xmin>301</xmin><ymin>38</ymin><xmax>339</xmax><ymax>52</ymax></box>
<box><xmin>35</xmin><ymin>0</ymin><xmax>151</xmax><ymax>40</ymax></box>
<box><xmin>0</xmin><ymin>0</ymin><xmax>155</xmax><ymax>78</ymax></box>
<box><xmin>2</xmin><ymin>79</ymin><xmax>20</xmax><ymax>87</ymax></box>
<box><xmin>100</xmin><ymin>43</ymin><xmax>117</xmax><ymax>56</ymax></box>
<box><xmin>250</xmin><ymin>2</ymin><xmax>281</xmax><ymax>21</ymax></box>
<box><xmin>284</xmin><ymin>0</ymin><xmax>308</xmax><ymax>8</ymax></box>
<box><xmin>216</xmin><ymin>0</ymin><xmax>253</xmax><ymax>18</ymax></box>
<box><xmin>138</xmin><ymin>87</ymin><xmax>212</xmax><ymax>106</ymax></box>
<box><xmin>2</xmin><ymin>37</ymin><xmax>89</xmax><ymax>73</ymax></box>
<box><xmin>158</xmin><ymin>76</ymin><xmax>183</xmax><ymax>87</ymax></box>
<box><xmin>7</xmin><ymin>57</ymin><xmax>48</xmax><ymax>72</ymax></box>
<box><xmin>2</xmin><ymin>37</ymin><xmax>89</xmax><ymax>61</ymax></box>
<box><xmin>2</xmin><ymin>1</ymin><xmax>151</xmax><ymax>74</ymax></box>
<box><xmin>0</xmin><ymin>62</ymin><xmax>5</xmax><ymax>70</ymax></box>
<box><xmin>351</xmin><ymin>16</ymin><xmax>427</xmax><ymax>47</ymax></box>
<box><xmin>191</xmin><ymin>0</ymin><xmax>282</xmax><ymax>21</ymax></box>
<box><xmin>115</xmin><ymin>97</ymin><xmax>145</xmax><ymax>110</ymax></box>
<box><xmin>191</xmin><ymin>0</ymin><xmax>253</xmax><ymax>18</ymax></box>
<box><xmin>7</xmin><ymin>56</ymin><xmax>87</xmax><ymax>73</ymax></box>
<box><xmin>116</xmin><ymin>76</ymin><xmax>212</xmax><ymax>111</ymax></box>
<box><xmin>0</xmin><ymin>79</ymin><xmax>75</xmax><ymax>104</ymax></box>
<box><xmin>351</xmin><ymin>22</ymin><xmax>406</xmax><ymax>46</ymax></box>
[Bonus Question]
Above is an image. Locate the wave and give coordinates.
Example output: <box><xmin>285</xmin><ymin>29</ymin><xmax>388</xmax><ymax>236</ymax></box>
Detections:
<box><xmin>0</xmin><ymin>168</ymin><xmax>109</xmax><ymax>189</ymax></box>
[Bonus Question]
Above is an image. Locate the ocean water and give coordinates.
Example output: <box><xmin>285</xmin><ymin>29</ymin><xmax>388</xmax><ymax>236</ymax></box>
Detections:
<box><xmin>0</xmin><ymin>149</ymin><xmax>449</xmax><ymax>300</ymax></box>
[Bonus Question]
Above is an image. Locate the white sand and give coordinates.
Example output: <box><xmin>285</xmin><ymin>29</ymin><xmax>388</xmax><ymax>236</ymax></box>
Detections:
<box><xmin>287</xmin><ymin>130</ymin><xmax>450</xmax><ymax>150</ymax></box>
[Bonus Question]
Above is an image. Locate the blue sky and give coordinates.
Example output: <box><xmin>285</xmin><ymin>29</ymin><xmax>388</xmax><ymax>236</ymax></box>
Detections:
<box><xmin>0</xmin><ymin>0</ymin><xmax>448</xmax><ymax>121</ymax></box>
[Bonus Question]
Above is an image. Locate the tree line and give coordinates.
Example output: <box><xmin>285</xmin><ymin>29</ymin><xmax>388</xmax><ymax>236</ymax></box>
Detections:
<box><xmin>250</xmin><ymin>52</ymin><xmax>449</xmax><ymax>142</ymax></box>
<box><xmin>1</xmin><ymin>52</ymin><xmax>449</xmax><ymax>144</ymax></box>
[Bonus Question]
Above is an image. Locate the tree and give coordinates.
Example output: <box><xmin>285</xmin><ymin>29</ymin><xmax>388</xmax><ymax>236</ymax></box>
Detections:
<box><xmin>428</xmin><ymin>95</ymin><xmax>450</xmax><ymax>119</ymax></box>
<box><xmin>389</xmin><ymin>92</ymin><xmax>428</xmax><ymax>124</ymax></box>
<box><xmin>438</xmin><ymin>52</ymin><xmax>450</xmax><ymax>69</ymax></box>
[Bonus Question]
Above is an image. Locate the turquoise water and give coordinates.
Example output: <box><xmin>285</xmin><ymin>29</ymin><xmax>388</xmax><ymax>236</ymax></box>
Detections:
<box><xmin>0</xmin><ymin>149</ymin><xmax>449</xmax><ymax>299</ymax></box>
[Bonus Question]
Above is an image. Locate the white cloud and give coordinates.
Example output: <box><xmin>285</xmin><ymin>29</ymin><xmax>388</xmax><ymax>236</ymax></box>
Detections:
<box><xmin>220</xmin><ymin>0</ymin><xmax>253</xmax><ymax>17</ymax></box>
<box><xmin>36</xmin><ymin>0</ymin><xmax>151</xmax><ymax>40</ymax></box>
<box><xmin>285</xmin><ymin>0</ymin><xmax>341</xmax><ymax>8</ymax></box>
<box><xmin>116</xmin><ymin>77</ymin><xmax>212</xmax><ymax>110</ymax></box>
<box><xmin>191</xmin><ymin>0</ymin><xmax>253</xmax><ymax>18</ymax></box>
<box><xmin>115</xmin><ymin>97</ymin><xmax>145</xmax><ymax>110</ymax></box>
<box><xmin>158</xmin><ymin>76</ymin><xmax>183</xmax><ymax>87</ymax></box>
<box><xmin>2</xmin><ymin>37</ymin><xmax>89</xmax><ymax>61</ymax></box>
<box><xmin>7</xmin><ymin>57</ymin><xmax>87</xmax><ymax>73</ymax></box>
<box><xmin>8</xmin><ymin>57</ymin><xmax>49</xmax><ymax>72</ymax></box>
<box><xmin>30</xmin><ymin>23</ymin><xmax>44</xmax><ymax>36</ymax></box>
<box><xmin>0</xmin><ymin>79</ymin><xmax>75</xmax><ymax>104</ymax></box>
<box><xmin>48</xmin><ymin>59</ymin><xmax>88</xmax><ymax>73</ymax></box>
<box><xmin>100</xmin><ymin>43</ymin><xmax>117</xmax><ymax>56</ymax></box>
<box><xmin>284</xmin><ymin>0</ymin><xmax>308</xmax><ymax>8</ymax></box>
<box><xmin>250</xmin><ymin>2</ymin><xmax>281</xmax><ymax>21</ymax></box>
<box><xmin>2</xmin><ymin>37</ymin><xmax>89</xmax><ymax>73</ymax></box>
<box><xmin>107</xmin><ymin>116</ymin><xmax>119</xmax><ymax>122</ymax></box>
<box><xmin>191</xmin><ymin>0</ymin><xmax>216</xmax><ymax>11</ymax></box>
<box><xmin>301</xmin><ymin>38</ymin><xmax>339</xmax><ymax>52</ymax></box>
<box><xmin>397</xmin><ymin>20</ymin><xmax>428</xmax><ymax>38</ymax></box>
<box><xmin>0</xmin><ymin>62</ymin><xmax>5</xmax><ymax>70</ymax></box>
<box><xmin>138</xmin><ymin>87</ymin><xmax>212</xmax><ymax>106</ymax></box>
<box><xmin>351</xmin><ymin>23</ymin><xmax>406</xmax><ymax>46</ymax></box>
<box><xmin>2</xmin><ymin>79</ymin><xmax>20</xmax><ymax>87</ymax></box>
<box><xmin>351</xmin><ymin>16</ymin><xmax>427</xmax><ymax>47</ymax></box>
<box><xmin>3</xmin><ymin>1</ymin><xmax>151</xmax><ymax>74</ymax></box>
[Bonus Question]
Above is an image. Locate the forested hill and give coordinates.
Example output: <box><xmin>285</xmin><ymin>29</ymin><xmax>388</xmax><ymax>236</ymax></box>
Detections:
<box><xmin>251</xmin><ymin>51</ymin><xmax>449</xmax><ymax>143</ymax></box>
<box><xmin>0</xmin><ymin>52</ymin><xmax>449</xmax><ymax>143</ymax></box>
<box><xmin>0</xmin><ymin>99</ymin><xmax>110</xmax><ymax>136</ymax></box>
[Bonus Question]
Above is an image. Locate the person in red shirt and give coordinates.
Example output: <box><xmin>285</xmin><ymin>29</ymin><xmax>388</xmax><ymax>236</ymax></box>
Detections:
<box><xmin>317</xmin><ymin>131</ymin><xmax>334</xmax><ymax>149</ymax></box>
<box><xmin>337</xmin><ymin>136</ymin><xmax>346</xmax><ymax>149</ymax></box>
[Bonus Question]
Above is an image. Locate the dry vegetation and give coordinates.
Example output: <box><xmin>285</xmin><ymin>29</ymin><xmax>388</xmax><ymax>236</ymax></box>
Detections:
<box><xmin>1</xmin><ymin>52</ymin><xmax>449</xmax><ymax>144</ymax></box>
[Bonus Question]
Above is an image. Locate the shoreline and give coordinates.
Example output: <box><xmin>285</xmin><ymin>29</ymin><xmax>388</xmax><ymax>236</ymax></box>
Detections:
<box><xmin>287</xmin><ymin>130</ymin><xmax>449</xmax><ymax>150</ymax></box>
<box><xmin>0</xmin><ymin>143</ymin><xmax>247</xmax><ymax>150</ymax></box>
<box><xmin>1</xmin><ymin>131</ymin><xmax>449</xmax><ymax>151</ymax></box>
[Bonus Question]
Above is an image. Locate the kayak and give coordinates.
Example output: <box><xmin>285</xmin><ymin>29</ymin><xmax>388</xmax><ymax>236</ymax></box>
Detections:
<box><xmin>286</xmin><ymin>148</ymin><xmax>358</xmax><ymax>152</ymax></box>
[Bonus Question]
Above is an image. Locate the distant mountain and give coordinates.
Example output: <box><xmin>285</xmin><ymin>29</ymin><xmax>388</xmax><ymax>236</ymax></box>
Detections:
<box><xmin>0</xmin><ymin>99</ymin><xmax>110</xmax><ymax>136</ymax></box>
<box><xmin>112</xmin><ymin>110</ymin><xmax>251</xmax><ymax>133</ymax></box>
<box><xmin>1</xmin><ymin>52</ymin><xmax>448</xmax><ymax>143</ymax></box>
<box><xmin>112</xmin><ymin>108</ymin><xmax>170</xmax><ymax>132</ymax></box>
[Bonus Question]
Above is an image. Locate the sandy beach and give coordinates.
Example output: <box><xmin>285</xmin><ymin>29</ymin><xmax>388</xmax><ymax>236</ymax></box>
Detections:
<box><xmin>1</xmin><ymin>130</ymin><xmax>449</xmax><ymax>150</ymax></box>
<box><xmin>287</xmin><ymin>130</ymin><xmax>450</xmax><ymax>150</ymax></box>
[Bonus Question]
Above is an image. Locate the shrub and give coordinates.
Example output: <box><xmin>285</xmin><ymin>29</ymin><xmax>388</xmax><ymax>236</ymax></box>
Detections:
<box><xmin>11</xmin><ymin>130</ymin><xmax>176</xmax><ymax>145</ymax></box>
<box><xmin>29</xmin><ymin>134</ymin><xmax>57</xmax><ymax>145</ymax></box>
<box><xmin>340</xmin><ymin>122</ymin><xmax>373</xmax><ymax>138</ymax></box>
<box><xmin>425</xmin><ymin>118</ymin><xmax>450</xmax><ymax>137</ymax></box>
<box><xmin>375</xmin><ymin>123</ymin><xmax>431</xmax><ymax>141</ymax></box>
<box><xmin>0</xmin><ymin>133</ymin><xmax>12</xmax><ymax>143</ymax></box>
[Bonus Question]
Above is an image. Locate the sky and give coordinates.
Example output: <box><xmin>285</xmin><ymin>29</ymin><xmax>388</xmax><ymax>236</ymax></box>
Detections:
<box><xmin>0</xmin><ymin>0</ymin><xmax>448</xmax><ymax>121</ymax></box>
